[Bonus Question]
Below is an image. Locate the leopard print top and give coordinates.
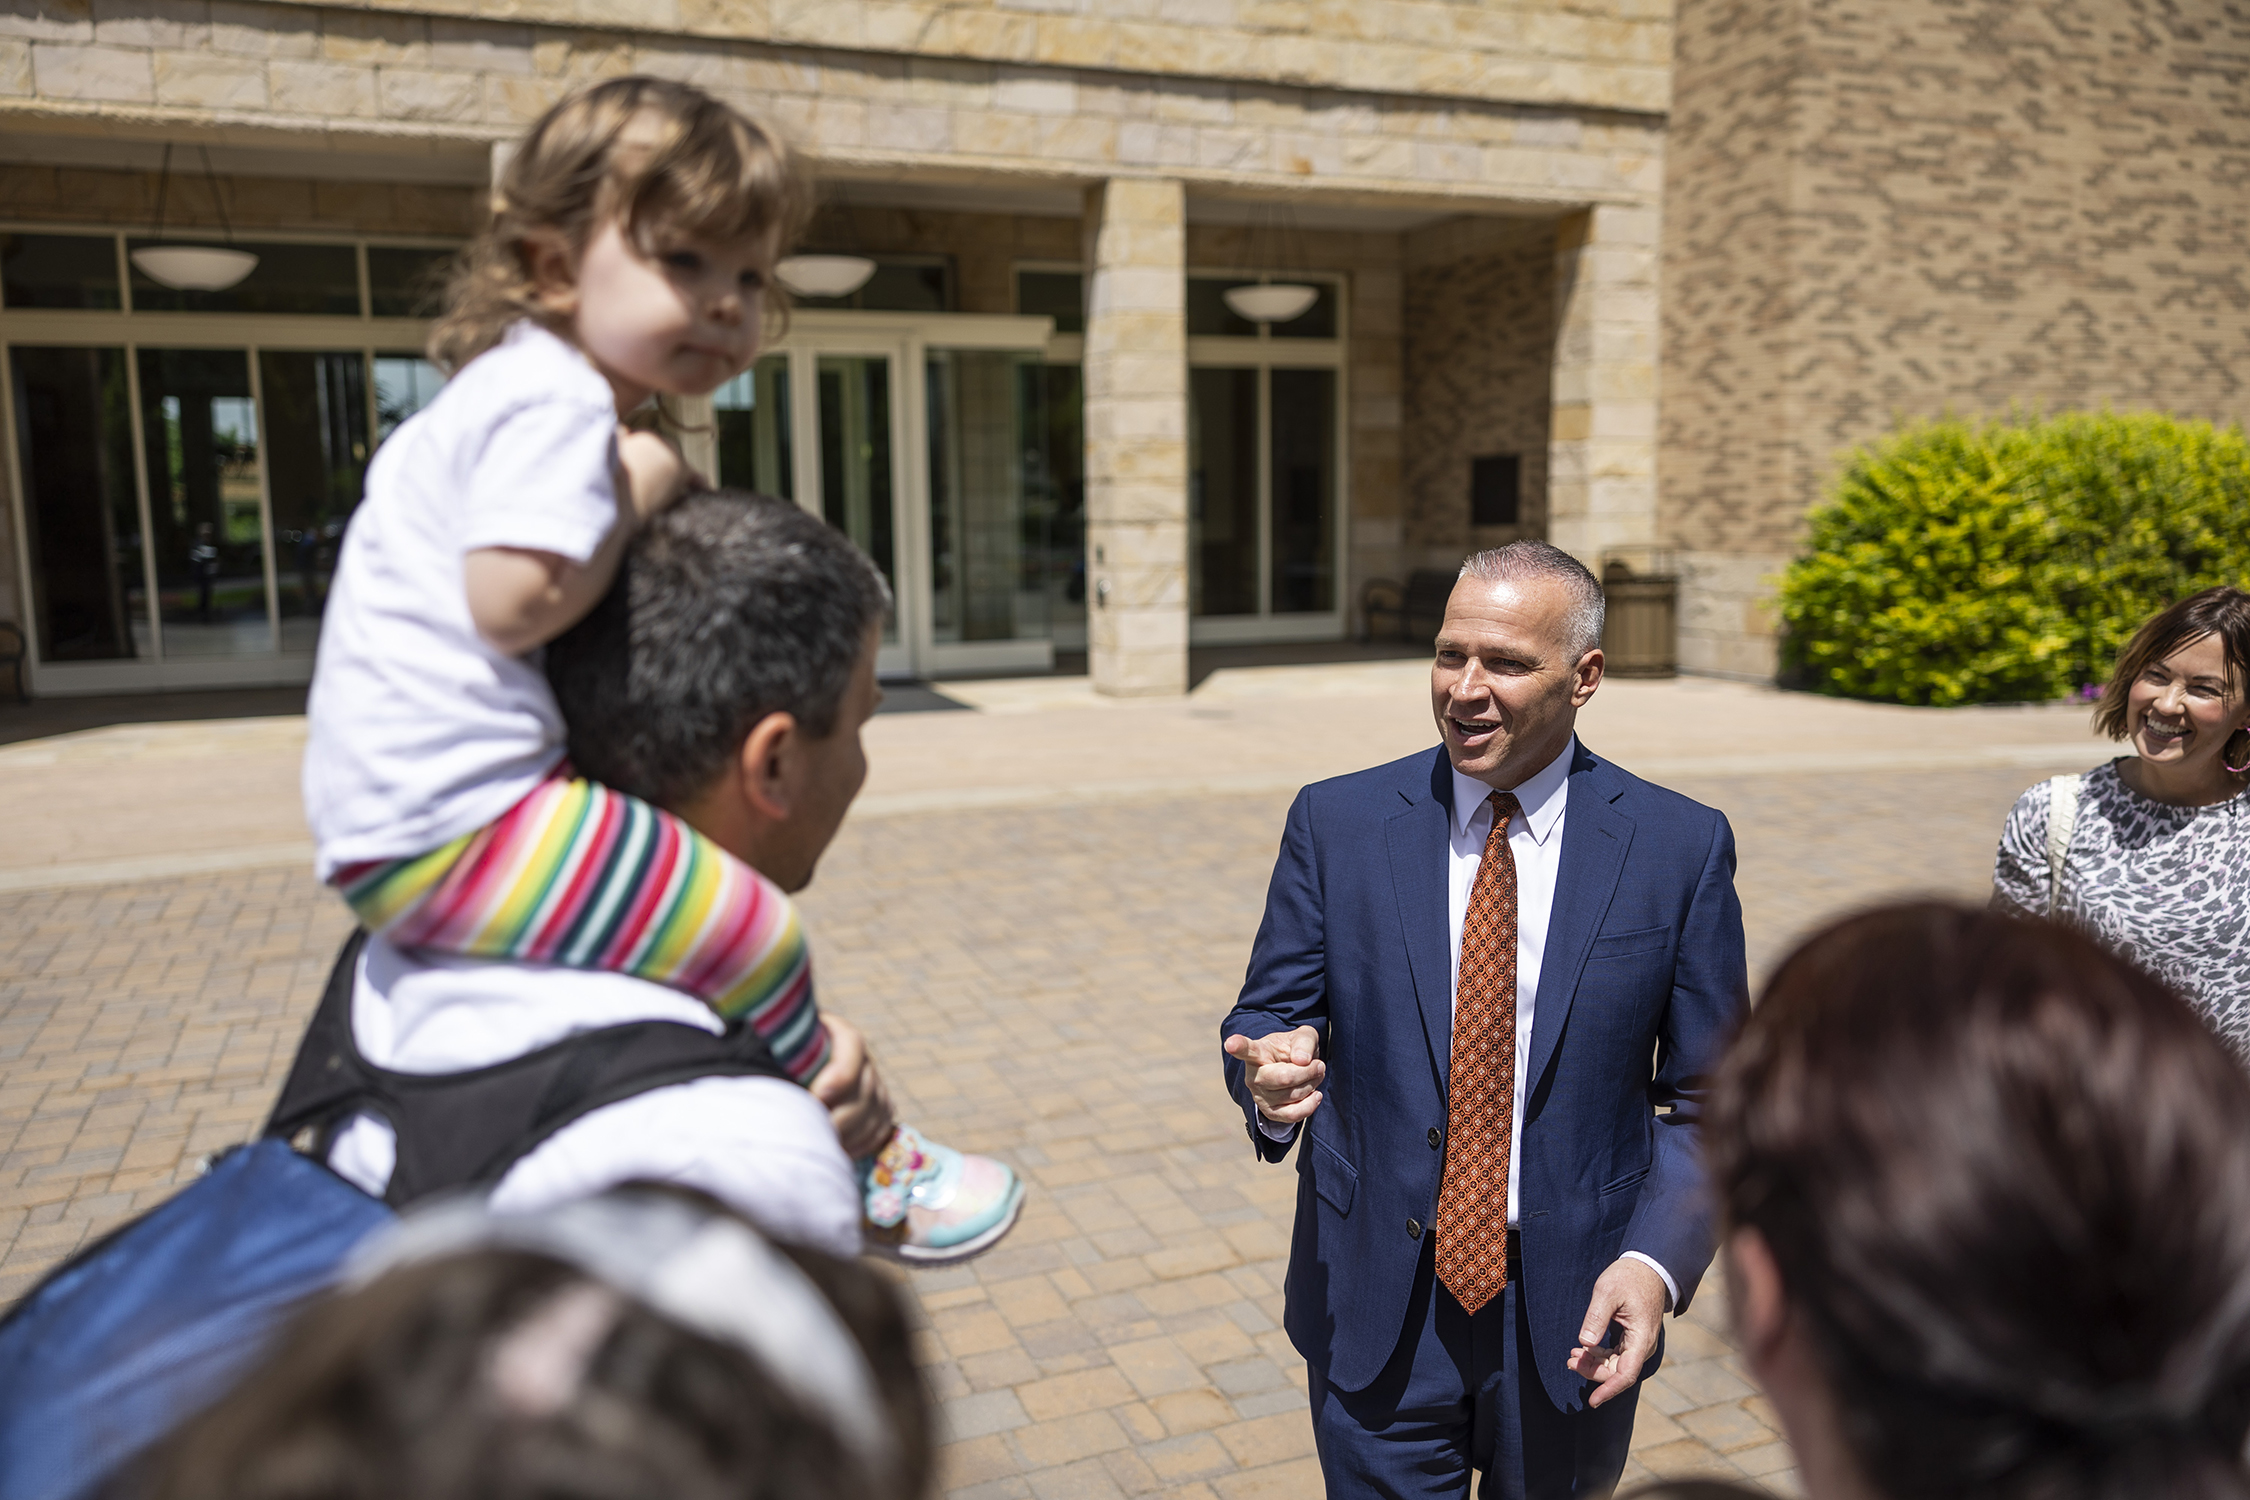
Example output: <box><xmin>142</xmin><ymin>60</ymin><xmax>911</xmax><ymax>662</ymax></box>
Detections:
<box><xmin>1994</xmin><ymin>761</ymin><xmax>2250</xmax><ymax>1055</ymax></box>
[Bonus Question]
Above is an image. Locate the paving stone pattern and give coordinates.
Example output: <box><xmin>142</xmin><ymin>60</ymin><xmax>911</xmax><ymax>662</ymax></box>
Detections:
<box><xmin>0</xmin><ymin>763</ymin><xmax>2044</xmax><ymax>1496</ymax></box>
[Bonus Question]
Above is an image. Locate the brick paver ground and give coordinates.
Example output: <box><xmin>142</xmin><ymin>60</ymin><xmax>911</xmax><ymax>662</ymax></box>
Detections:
<box><xmin>0</xmin><ymin>673</ymin><xmax>2105</xmax><ymax>1498</ymax></box>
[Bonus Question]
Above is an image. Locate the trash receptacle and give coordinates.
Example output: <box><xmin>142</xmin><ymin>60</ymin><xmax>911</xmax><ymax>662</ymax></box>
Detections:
<box><xmin>1601</xmin><ymin>560</ymin><xmax>1677</xmax><ymax>678</ymax></box>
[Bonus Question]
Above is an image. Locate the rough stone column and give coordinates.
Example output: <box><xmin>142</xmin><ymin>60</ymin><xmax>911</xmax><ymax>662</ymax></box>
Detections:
<box><xmin>1081</xmin><ymin>178</ymin><xmax>1188</xmax><ymax>697</ymax></box>
<box><xmin>1547</xmin><ymin>204</ymin><xmax>1660</xmax><ymax>567</ymax></box>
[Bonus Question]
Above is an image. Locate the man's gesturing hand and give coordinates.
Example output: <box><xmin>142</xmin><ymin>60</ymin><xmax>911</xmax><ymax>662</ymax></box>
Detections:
<box><xmin>1565</xmin><ymin>1256</ymin><xmax>1668</xmax><ymax>1407</ymax></box>
<box><xmin>1223</xmin><ymin>1025</ymin><xmax>1326</xmax><ymax>1126</ymax></box>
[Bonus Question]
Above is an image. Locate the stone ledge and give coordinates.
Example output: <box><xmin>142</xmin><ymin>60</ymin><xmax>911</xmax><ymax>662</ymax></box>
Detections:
<box><xmin>242</xmin><ymin>0</ymin><xmax>1675</xmax><ymax>116</ymax></box>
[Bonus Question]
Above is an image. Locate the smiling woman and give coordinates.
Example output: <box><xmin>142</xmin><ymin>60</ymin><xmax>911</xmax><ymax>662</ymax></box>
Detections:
<box><xmin>1991</xmin><ymin>586</ymin><xmax>2250</xmax><ymax>1053</ymax></box>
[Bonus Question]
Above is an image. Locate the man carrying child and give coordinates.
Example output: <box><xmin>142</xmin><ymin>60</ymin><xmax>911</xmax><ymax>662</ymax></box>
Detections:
<box><xmin>300</xmin><ymin>75</ymin><xmax>1018</xmax><ymax>1262</ymax></box>
<box><xmin>318</xmin><ymin>490</ymin><xmax>979</xmax><ymax>1260</ymax></box>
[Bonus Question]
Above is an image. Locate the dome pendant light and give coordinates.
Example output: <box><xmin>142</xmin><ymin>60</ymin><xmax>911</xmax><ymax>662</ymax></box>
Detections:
<box><xmin>775</xmin><ymin>254</ymin><xmax>878</xmax><ymax>299</ymax></box>
<box><xmin>1219</xmin><ymin>197</ymin><xmax>1318</xmax><ymax>324</ymax></box>
<box><xmin>1223</xmin><ymin>280</ymin><xmax>1319</xmax><ymax>324</ymax></box>
<box><xmin>130</xmin><ymin>144</ymin><xmax>258</xmax><ymax>292</ymax></box>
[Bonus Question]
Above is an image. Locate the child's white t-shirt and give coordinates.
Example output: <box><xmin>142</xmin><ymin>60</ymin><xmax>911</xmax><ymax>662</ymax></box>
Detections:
<box><xmin>304</xmin><ymin>322</ymin><xmax>621</xmax><ymax>881</ymax></box>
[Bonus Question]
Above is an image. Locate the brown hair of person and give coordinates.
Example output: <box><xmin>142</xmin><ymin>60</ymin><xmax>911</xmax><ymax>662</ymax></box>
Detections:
<box><xmin>428</xmin><ymin>75</ymin><xmax>809</xmax><ymax>375</ymax></box>
<box><xmin>121</xmin><ymin>1237</ymin><xmax>933</xmax><ymax>1500</ymax></box>
<box><xmin>2092</xmin><ymin>585</ymin><xmax>2250</xmax><ymax>779</ymax></box>
<box><xmin>1709</xmin><ymin>903</ymin><xmax>2250</xmax><ymax>1500</ymax></box>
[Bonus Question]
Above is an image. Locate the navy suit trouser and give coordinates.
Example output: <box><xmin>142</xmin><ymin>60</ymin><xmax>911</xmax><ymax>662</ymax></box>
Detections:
<box><xmin>1307</xmin><ymin>1237</ymin><xmax>1638</xmax><ymax>1500</ymax></box>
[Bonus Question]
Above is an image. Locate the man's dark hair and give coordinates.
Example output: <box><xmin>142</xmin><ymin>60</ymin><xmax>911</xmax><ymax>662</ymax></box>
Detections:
<box><xmin>547</xmin><ymin>490</ymin><xmax>891</xmax><ymax>809</ymax></box>
<box><xmin>1710</xmin><ymin>902</ymin><xmax>2250</xmax><ymax>1500</ymax></box>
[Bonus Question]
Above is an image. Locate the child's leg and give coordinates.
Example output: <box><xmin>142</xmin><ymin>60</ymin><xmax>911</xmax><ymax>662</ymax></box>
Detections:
<box><xmin>331</xmin><ymin>768</ymin><xmax>830</xmax><ymax>1082</ymax></box>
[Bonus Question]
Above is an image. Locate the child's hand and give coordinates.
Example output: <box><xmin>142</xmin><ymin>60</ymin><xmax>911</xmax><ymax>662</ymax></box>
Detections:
<box><xmin>810</xmin><ymin>1014</ymin><xmax>896</xmax><ymax>1159</ymax></box>
<box><xmin>617</xmin><ymin>427</ymin><xmax>690</xmax><ymax>525</ymax></box>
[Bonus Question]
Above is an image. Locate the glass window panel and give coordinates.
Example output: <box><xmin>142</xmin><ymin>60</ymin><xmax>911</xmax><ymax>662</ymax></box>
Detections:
<box><xmin>2</xmin><ymin>234</ymin><xmax>122</xmax><ymax>311</ymax></box>
<box><xmin>795</xmin><ymin>260</ymin><xmax>950</xmax><ymax>313</ymax></box>
<box><xmin>367</xmin><ymin>245</ymin><xmax>455</xmax><ymax>318</ymax></box>
<box><xmin>139</xmin><ymin>348</ymin><xmax>271</xmax><ymax>656</ymax></box>
<box><xmin>1270</xmin><ymin>367</ymin><xmax>1337</xmax><ymax>614</ymax></box>
<box><xmin>260</xmin><ymin>351</ymin><xmax>370</xmax><ymax>652</ymax></box>
<box><xmin>1015</xmin><ymin>270</ymin><xmax>1084</xmax><ymax>334</ymax></box>
<box><xmin>713</xmin><ymin>356</ymin><xmax>792</xmax><ymax>499</ymax></box>
<box><xmin>1187</xmin><ymin>277</ymin><xmax>1259</xmax><ymax>337</ymax></box>
<box><xmin>816</xmin><ymin>355</ymin><xmax>896</xmax><ymax>641</ymax></box>
<box><xmin>927</xmin><ymin>350</ymin><xmax>1046</xmax><ymax>644</ymax></box>
<box><xmin>1268</xmin><ymin>281</ymin><xmax>1339</xmax><ymax>339</ymax></box>
<box><xmin>861</xmin><ymin>261</ymin><xmax>947</xmax><ymax>312</ymax></box>
<box><xmin>9</xmin><ymin>347</ymin><xmax>145</xmax><ymax>661</ymax></box>
<box><xmin>1023</xmin><ymin>363</ymin><xmax>1085</xmax><ymax>637</ymax></box>
<box><xmin>1189</xmin><ymin>367</ymin><xmax>1260</xmax><ymax>616</ymax></box>
<box><xmin>128</xmin><ymin>239</ymin><xmax>360</xmax><ymax>315</ymax></box>
<box><xmin>374</xmin><ymin>355</ymin><xmax>446</xmax><ymax>444</ymax></box>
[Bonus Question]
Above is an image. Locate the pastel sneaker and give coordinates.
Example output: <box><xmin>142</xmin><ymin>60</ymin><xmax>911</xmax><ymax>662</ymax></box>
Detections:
<box><xmin>859</xmin><ymin>1123</ymin><xmax>1025</xmax><ymax>1266</ymax></box>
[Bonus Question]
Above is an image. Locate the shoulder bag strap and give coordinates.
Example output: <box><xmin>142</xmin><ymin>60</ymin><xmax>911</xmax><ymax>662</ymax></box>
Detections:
<box><xmin>2046</xmin><ymin>774</ymin><xmax>2083</xmax><ymax>914</ymax></box>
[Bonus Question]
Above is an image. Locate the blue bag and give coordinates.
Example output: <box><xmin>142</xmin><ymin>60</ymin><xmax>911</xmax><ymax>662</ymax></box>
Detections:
<box><xmin>0</xmin><ymin>1139</ymin><xmax>393</xmax><ymax>1500</ymax></box>
<box><xmin>0</xmin><ymin>928</ymin><xmax>790</xmax><ymax>1500</ymax></box>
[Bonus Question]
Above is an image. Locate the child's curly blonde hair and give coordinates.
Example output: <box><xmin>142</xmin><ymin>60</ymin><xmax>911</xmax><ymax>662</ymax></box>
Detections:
<box><xmin>431</xmin><ymin>76</ymin><xmax>809</xmax><ymax>375</ymax></box>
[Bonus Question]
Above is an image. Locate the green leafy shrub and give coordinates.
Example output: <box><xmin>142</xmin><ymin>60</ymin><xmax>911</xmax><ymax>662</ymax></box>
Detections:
<box><xmin>1777</xmin><ymin>412</ymin><xmax>2250</xmax><ymax>706</ymax></box>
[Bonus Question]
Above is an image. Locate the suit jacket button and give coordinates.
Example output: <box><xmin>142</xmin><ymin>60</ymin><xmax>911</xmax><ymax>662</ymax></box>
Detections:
<box><xmin>1406</xmin><ymin>1218</ymin><xmax>1423</xmax><ymax>1240</ymax></box>
<box><xmin>1427</xmin><ymin>1127</ymin><xmax>1442</xmax><ymax>1149</ymax></box>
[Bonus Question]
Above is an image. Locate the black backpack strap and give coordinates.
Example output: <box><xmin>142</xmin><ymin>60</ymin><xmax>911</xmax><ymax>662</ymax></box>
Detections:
<box><xmin>378</xmin><ymin>1015</ymin><xmax>790</xmax><ymax>1206</ymax></box>
<box><xmin>265</xmin><ymin>929</ymin><xmax>383</xmax><ymax>1157</ymax></box>
<box><xmin>265</xmin><ymin>932</ymin><xmax>793</xmax><ymax>1210</ymax></box>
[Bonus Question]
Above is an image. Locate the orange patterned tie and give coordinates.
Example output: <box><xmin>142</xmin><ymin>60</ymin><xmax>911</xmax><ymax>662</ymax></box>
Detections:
<box><xmin>1435</xmin><ymin>789</ymin><xmax>1521</xmax><ymax>1314</ymax></box>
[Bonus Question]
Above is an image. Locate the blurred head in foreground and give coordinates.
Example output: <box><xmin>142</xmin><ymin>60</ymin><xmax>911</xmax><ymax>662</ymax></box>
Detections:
<box><xmin>1709</xmin><ymin>903</ymin><xmax>2250</xmax><ymax>1500</ymax></box>
<box><xmin>125</xmin><ymin>1187</ymin><xmax>932</xmax><ymax>1500</ymax></box>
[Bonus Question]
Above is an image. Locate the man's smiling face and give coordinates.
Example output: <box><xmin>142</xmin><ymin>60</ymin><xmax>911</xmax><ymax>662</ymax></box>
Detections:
<box><xmin>1431</xmin><ymin>572</ymin><xmax>1603</xmax><ymax>789</ymax></box>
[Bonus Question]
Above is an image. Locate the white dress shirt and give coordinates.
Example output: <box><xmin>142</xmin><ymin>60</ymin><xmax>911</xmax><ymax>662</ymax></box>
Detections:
<box><xmin>1450</xmin><ymin>739</ymin><xmax>1677</xmax><ymax>1307</ymax></box>
<box><xmin>1444</xmin><ymin>740</ymin><xmax>1572</xmax><ymax>1230</ymax></box>
<box><xmin>1259</xmin><ymin>735</ymin><xmax>1676</xmax><ymax>1307</ymax></box>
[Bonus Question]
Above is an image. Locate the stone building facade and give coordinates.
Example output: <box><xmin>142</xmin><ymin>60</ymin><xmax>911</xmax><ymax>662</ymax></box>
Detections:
<box><xmin>1662</xmin><ymin>0</ymin><xmax>2250</xmax><ymax>678</ymax></box>
<box><xmin>0</xmin><ymin>0</ymin><xmax>1665</xmax><ymax>697</ymax></box>
<box><xmin>8</xmin><ymin>0</ymin><xmax>2231</xmax><ymax>698</ymax></box>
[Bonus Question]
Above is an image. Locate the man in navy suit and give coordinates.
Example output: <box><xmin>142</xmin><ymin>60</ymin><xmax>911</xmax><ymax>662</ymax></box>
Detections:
<box><xmin>1221</xmin><ymin>542</ymin><xmax>1747</xmax><ymax>1497</ymax></box>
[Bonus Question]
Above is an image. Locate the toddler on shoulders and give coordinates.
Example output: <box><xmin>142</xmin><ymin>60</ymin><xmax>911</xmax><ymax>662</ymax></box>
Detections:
<box><xmin>303</xmin><ymin>77</ymin><xmax>1021</xmax><ymax>1264</ymax></box>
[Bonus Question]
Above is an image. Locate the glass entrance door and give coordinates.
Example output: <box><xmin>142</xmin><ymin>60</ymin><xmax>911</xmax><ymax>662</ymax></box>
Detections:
<box><xmin>714</xmin><ymin>342</ymin><xmax>911</xmax><ymax>676</ymax></box>
<box><xmin>139</xmin><ymin>348</ymin><xmax>270</xmax><ymax>657</ymax></box>
<box><xmin>709</xmin><ymin>319</ymin><xmax>1056</xmax><ymax>679</ymax></box>
<box><xmin>925</xmin><ymin>348</ymin><xmax>1053</xmax><ymax>671</ymax></box>
<box><xmin>815</xmin><ymin>354</ymin><xmax>901</xmax><ymax>665</ymax></box>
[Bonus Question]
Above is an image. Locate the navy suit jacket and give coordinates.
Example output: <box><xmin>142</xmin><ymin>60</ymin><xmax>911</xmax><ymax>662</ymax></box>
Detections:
<box><xmin>1221</xmin><ymin>742</ymin><xmax>1747</xmax><ymax>1408</ymax></box>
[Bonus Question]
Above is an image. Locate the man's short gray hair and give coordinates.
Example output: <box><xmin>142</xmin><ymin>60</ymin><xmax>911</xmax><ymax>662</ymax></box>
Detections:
<box><xmin>1458</xmin><ymin>542</ymin><xmax>1606</xmax><ymax>661</ymax></box>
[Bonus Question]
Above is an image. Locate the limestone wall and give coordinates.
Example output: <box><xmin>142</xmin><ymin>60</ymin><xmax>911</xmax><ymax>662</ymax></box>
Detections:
<box><xmin>1</xmin><ymin>0</ymin><xmax>1666</xmax><ymax>214</ymax></box>
<box><xmin>219</xmin><ymin>0</ymin><xmax>1677</xmax><ymax>116</ymax></box>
